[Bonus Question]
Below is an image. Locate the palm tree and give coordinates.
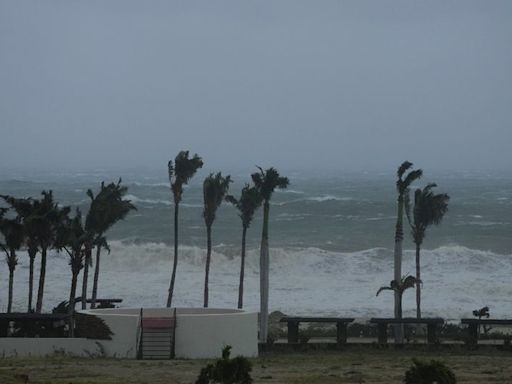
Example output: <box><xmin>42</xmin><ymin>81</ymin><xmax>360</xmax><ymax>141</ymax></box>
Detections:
<box><xmin>406</xmin><ymin>183</ymin><xmax>449</xmax><ymax>319</ymax></box>
<box><xmin>166</xmin><ymin>151</ymin><xmax>203</xmax><ymax>308</ymax></box>
<box><xmin>33</xmin><ymin>191</ymin><xmax>70</xmax><ymax>313</ymax></box>
<box><xmin>393</xmin><ymin>161</ymin><xmax>422</xmax><ymax>341</ymax></box>
<box><xmin>252</xmin><ymin>167</ymin><xmax>289</xmax><ymax>343</ymax></box>
<box><xmin>226</xmin><ymin>184</ymin><xmax>263</xmax><ymax>309</ymax></box>
<box><xmin>85</xmin><ymin>180</ymin><xmax>135</xmax><ymax>309</ymax></box>
<box><xmin>202</xmin><ymin>172</ymin><xmax>232</xmax><ymax>308</ymax></box>
<box><xmin>0</xmin><ymin>211</ymin><xmax>24</xmax><ymax>313</ymax></box>
<box><xmin>1</xmin><ymin>195</ymin><xmax>39</xmax><ymax>311</ymax></box>
<box><xmin>376</xmin><ymin>275</ymin><xmax>420</xmax><ymax>319</ymax></box>
<box><xmin>56</xmin><ymin>208</ymin><xmax>88</xmax><ymax>321</ymax></box>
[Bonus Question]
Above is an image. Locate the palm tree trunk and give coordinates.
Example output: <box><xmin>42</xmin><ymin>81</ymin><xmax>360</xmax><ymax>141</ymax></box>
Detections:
<box><xmin>68</xmin><ymin>268</ymin><xmax>79</xmax><ymax>337</ymax></box>
<box><xmin>167</xmin><ymin>202</ymin><xmax>179</xmax><ymax>308</ymax></box>
<box><xmin>415</xmin><ymin>243</ymin><xmax>421</xmax><ymax>319</ymax></box>
<box><xmin>259</xmin><ymin>201</ymin><xmax>270</xmax><ymax>343</ymax></box>
<box><xmin>238</xmin><ymin>226</ymin><xmax>248</xmax><ymax>309</ymax></box>
<box><xmin>393</xmin><ymin>195</ymin><xmax>404</xmax><ymax>343</ymax></box>
<box><xmin>90</xmin><ymin>245</ymin><xmax>102</xmax><ymax>309</ymax></box>
<box><xmin>28</xmin><ymin>249</ymin><xmax>36</xmax><ymax>312</ymax></box>
<box><xmin>204</xmin><ymin>225</ymin><xmax>212</xmax><ymax>308</ymax></box>
<box><xmin>8</xmin><ymin>266</ymin><xmax>14</xmax><ymax>313</ymax></box>
<box><xmin>81</xmin><ymin>248</ymin><xmax>92</xmax><ymax>310</ymax></box>
<box><xmin>36</xmin><ymin>247</ymin><xmax>47</xmax><ymax>313</ymax></box>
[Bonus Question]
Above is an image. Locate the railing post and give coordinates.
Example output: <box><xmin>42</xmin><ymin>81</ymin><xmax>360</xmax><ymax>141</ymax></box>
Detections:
<box><xmin>137</xmin><ymin>308</ymin><xmax>144</xmax><ymax>360</ymax></box>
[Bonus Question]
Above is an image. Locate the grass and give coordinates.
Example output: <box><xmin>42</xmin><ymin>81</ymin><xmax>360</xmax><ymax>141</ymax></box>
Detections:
<box><xmin>1</xmin><ymin>348</ymin><xmax>512</xmax><ymax>383</ymax></box>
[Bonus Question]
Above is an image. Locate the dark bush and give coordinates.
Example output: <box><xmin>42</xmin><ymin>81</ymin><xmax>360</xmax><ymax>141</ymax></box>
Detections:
<box><xmin>196</xmin><ymin>345</ymin><xmax>252</xmax><ymax>384</ymax></box>
<box><xmin>404</xmin><ymin>359</ymin><xmax>456</xmax><ymax>384</ymax></box>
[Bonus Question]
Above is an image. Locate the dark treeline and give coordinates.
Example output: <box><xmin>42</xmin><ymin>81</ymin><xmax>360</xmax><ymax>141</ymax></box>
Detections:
<box><xmin>0</xmin><ymin>181</ymin><xmax>135</xmax><ymax>316</ymax></box>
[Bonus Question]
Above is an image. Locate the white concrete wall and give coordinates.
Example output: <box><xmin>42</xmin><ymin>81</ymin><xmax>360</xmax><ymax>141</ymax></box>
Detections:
<box><xmin>0</xmin><ymin>308</ymin><xmax>258</xmax><ymax>359</ymax></box>
<box><xmin>0</xmin><ymin>338</ymin><xmax>101</xmax><ymax>357</ymax></box>
<box><xmin>174</xmin><ymin>311</ymin><xmax>258</xmax><ymax>358</ymax></box>
<box><xmin>85</xmin><ymin>307</ymin><xmax>258</xmax><ymax>359</ymax></box>
<box><xmin>82</xmin><ymin>311</ymin><xmax>140</xmax><ymax>359</ymax></box>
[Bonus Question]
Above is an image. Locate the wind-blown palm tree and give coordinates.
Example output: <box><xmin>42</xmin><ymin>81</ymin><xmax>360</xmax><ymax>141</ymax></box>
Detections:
<box><xmin>85</xmin><ymin>180</ymin><xmax>135</xmax><ymax>309</ymax></box>
<box><xmin>1</xmin><ymin>195</ymin><xmax>39</xmax><ymax>311</ymax></box>
<box><xmin>226</xmin><ymin>184</ymin><xmax>263</xmax><ymax>309</ymax></box>
<box><xmin>252</xmin><ymin>167</ymin><xmax>289</xmax><ymax>343</ymax></box>
<box><xmin>393</xmin><ymin>161</ymin><xmax>422</xmax><ymax>341</ymax></box>
<box><xmin>202</xmin><ymin>172</ymin><xmax>232</xmax><ymax>308</ymax></box>
<box><xmin>34</xmin><ymin>191</ymin><xmax>70</xmax><ymax>313</ymax></box>
<box><xmin>376</xmin><ymin>275</ymin><xmax>420</xmax><ymax>319</ymax></box>
<box><xmin>406</xmin><ymin>183</ymin><xmax>449</xmax><ymax>319</ymax></box>
<box><xmin>0</xmin><ymin>211</ymin><xmax>24</xmax><ymax>313</ymax></box>
<box><xmin>56</xmin><ymin>208</ymin><xmax>88</xmax><ymax>321</ymax></box>
<box><xmin>166</xmin><ymin>150</ymin><xmax>203</xmax><ymax>308</ymax></box>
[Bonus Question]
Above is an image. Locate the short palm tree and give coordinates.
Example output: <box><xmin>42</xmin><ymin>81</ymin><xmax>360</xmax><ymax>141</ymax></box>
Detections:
<box><xmin>226</xmin><ymin>184</ymin><xmax>263</xmax><ymax>309</ymax></box>
<box><xmin>406</xmin><ymin>183</ymin><xmax>449</xmax><ymax>319</ymax></box>
<box><xmin>166</xmin><ymin>150</ymin><xmax>203</xmax><ymax>308</ymax></box>
<box><xmin>376</xmin><ymin>275</ymin><xmax>420</xmax><ymax>319</ymax></box>
<box><xmin>202</xmin><ymin>172</ymin><xmax>232</xmax><ymax>308</ymax></box>
<box><xmin>252</xmin><ymin>167</ymin><xmax>289</xmax><ymax>343</ymax></box>
<box><xmin>85</xmin><ymin>180</ymin><xmax>135</xmax><ymax>309</ymax></box>
<box><xmin>1</xmin><ymin>195</ymin><xmax>39</xmax><ymax>311</ymax></box>
<box><xmin>56</xmin><ymin>208</ymin><xmax>88</xmax><ymax>321</ymax></box>
<box><xmin>0</xmin><ymin>211</ymin><xmax>24</xmax><ymax>313</ymax></box>
<box><xmin>393</xmin><ymin>161</ymin><xmax>422</xmax><ymax>334</ymax></box>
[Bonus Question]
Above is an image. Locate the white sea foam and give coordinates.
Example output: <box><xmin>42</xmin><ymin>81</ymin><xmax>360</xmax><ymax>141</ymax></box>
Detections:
<box><xmin>124</xmin><ymin>194</ymin><xmax>172</xmax><ymax>206</ymax></box>
<box><xmin>307</xmin><ymin>195</ymin><xmax>353</xmax><ymax>202</ymax></box>
<box><xmin>2</xmin><ymin>242</ymin><xmax>511</xmax><ymax>320</ymax></box>
<box><xmin>275</xmin><ymin>189</ymin><xmax>305</xmax><ymax>195</ymax></box>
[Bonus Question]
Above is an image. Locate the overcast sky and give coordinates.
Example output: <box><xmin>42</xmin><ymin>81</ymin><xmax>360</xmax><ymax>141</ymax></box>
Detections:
<box><xmin>0</xmin><ymin>1</ymin><xmax>511</xmax><ymax>172</ymax></box>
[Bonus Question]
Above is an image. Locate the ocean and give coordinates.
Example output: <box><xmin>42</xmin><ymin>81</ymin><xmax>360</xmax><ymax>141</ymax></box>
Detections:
<box><xmin>0</xmin><ymin>167</ymin><xmax>511</xmax><ymax>320</ymax></box>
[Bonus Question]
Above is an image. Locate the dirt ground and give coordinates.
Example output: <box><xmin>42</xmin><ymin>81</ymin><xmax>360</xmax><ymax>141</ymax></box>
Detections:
<box><xmin>1</xmin><ymin>348</ymin><xmax>511</xmax><ymax>383</ymax></box>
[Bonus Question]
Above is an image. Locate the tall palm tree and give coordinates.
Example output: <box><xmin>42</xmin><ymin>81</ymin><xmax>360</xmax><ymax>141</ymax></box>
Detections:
<box><xmin>202</xmin><ymin>172</ymin><xmax>232</xmax><ymax>308</ymax></box>
<box><xmin>166</xmin><ymin>150</ymin><xmax>203</xmax><ymax>308</ymax></box>
<box><xmin>85</xmin><ymin>180</ymin><xmax>135</xmax><ymax>309</ymax></box>
<box><xmin>393</xmin><ymin>161</ymin><xmax>422</xmax><ymax>341</ymax></box>
<box><xmin>1</xmin><ymin>196</ymin><xmax>39</xmax><ymax>311</ymax></box>
<box><xmin>0</xmin><ymin>211</ymin><xmax>25</xmax><ymax>313</ymax></box>
<box><xmin>406</xmin><ymin>183</ymin><xmax>449</xmax><ymax>319</ymax></box>
<box><xmin>34</xmin><ymin>191</ymin><xmax>70</xmax><ymax>313</ymax></box>
<box><xmin>226</xmin><ymin>184</ymin><xmax>263</xmax><ymax>309</ymax></box>
<box><xmin>376</xmin><ymin>275</ymin><xmax>420</xmax><ymax>320</ymax></box>
<box><xmin>252</xmin><ymin>167</ymin><xmax>289</xmax><ymax>343</ymax></box>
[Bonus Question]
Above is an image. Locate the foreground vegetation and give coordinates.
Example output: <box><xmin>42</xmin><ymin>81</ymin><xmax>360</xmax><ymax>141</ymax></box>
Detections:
<box><xmin>0</xmin><ymin>349</ymin><xmax>511</xmax><ymax>384</ymax></box>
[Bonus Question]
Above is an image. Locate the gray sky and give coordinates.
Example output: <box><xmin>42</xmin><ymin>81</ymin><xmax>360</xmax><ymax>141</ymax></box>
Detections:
<box><xmin>0</xmin><ymin>1</ymin><xmax>511</xmax><ymax>172</ymax></box>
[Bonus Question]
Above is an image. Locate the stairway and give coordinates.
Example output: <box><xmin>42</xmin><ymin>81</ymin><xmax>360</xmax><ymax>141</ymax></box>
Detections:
<box><xmin>138</xmin><ymin>310</ymin><xmax>176</xmax><ymax>360</ymax></box>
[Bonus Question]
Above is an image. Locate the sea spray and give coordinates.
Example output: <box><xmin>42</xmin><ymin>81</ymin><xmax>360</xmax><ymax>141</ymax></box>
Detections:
<box><xmin>1</xmin><ymin>242</ymin><xmax>511</xmax><ymax>319</ymax></box>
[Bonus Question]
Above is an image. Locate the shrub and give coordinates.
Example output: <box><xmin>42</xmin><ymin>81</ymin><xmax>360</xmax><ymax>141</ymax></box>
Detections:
<box><xmin>404</xmin><ymin>359</ymin><xmax>456</xmax><ymax>384</ymax></box>
<box><xmin>196</xmin><ymin>346</ymin><xmax>252</xmax><ymax>384</ymax></box>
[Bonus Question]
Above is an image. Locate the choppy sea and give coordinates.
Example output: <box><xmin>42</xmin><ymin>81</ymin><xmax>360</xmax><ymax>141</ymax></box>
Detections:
<box><xmin>0</xmin><ymin>168</ymin><xmax>511</xmax><ymax>319</ymax></box>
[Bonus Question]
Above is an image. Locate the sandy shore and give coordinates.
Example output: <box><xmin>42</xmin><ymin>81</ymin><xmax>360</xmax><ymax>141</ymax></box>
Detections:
<box><xmin>1</xmin><ymin>348</ymin><xmax>511</xmax><ymax>383</ymax></box>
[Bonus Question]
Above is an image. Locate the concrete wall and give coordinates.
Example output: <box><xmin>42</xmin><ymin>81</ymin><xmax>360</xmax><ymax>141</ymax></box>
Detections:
<box><xmin>0</xmin><ymin>308</ymin><xmax>258</xmax><ymax>359</ymax></box>
<box><xmin>85</xmin><ymin>307</ymin><xmax>258</xmax><ymax>359</ymax></box>
<box><xmin>82</xmin><ymin>311</ymin><xmax>140</xmax><ymax>359</ymax></box>
<box><xmin>175</xmin><ymin>311</ymin><xmax>258</xmax><ymax>358</ymax></box>
<box><xmin>0</xmin><ymin>338</ymin><xmax>101</xmax><ymax>357</ymax></box>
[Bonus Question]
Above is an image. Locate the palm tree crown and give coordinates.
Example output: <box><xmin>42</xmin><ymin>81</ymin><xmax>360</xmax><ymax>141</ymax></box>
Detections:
<box><xmin>376</xmin><ymin>275</ymin><xmax>420</xmax><ymax>297</ymax></box>
<box><xmin>226</xmin><ymin>184</ymin><xmax>263</xmax><ymax>229</ymax></box>
<box><xmin>406</xmin><ymin>183</ymin><xmax>450</xmax><ymax>246</ymax></box>
<box><xmin>396</xmin><ymin>161</ymin><xmax>423</xmax><ymax>195</ymax></box>
<box><xmin>251</xmin><ymin>167</ymin><xmax>289</xmax><ymax>201</ymax></box>
<box><xmin>203</xmin><ymin>172</ymin><xmax>232</xmax><ymax>227</ymax></box>
<box><xmin>169</xmin><ymin>150</ymin><xmax>204</xmax><ymax>204</ymax></box>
